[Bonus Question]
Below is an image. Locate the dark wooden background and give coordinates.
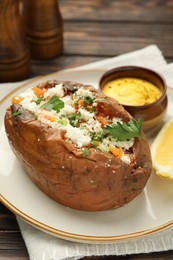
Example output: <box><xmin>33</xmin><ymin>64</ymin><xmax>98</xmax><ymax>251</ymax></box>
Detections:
<box><xmin>1</xmin><ymin>0</ymin><xmax>173</xmax><ymax>259</ymax></box>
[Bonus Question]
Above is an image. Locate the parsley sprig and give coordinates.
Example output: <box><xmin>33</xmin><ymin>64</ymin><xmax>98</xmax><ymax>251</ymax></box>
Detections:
<box><xmin>104</xmin><ymin>118</ymin><xmax>143</xmax><ymax>141</ymax></box>
<box><xmin>41</xmin><ymin>96</ymin><xmax>64</xmax><ymax>113</ymax></box>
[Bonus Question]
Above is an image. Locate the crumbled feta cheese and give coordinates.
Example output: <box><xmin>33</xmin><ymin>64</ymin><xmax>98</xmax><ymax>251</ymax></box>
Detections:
<box><xmin>20</xmin><ymin>99</ymin><xmax>39</xmax><ymax>114</ymax></box>
<box><xmin>102</xmin><ymin>138</ymin><xmax>111</xmax><ymax>145</ymax></box>
<box><xmin>61</xmin><ymin>95</ymin><xmax>73</xmax><ymax>105</ymax></box>
<box><xmin>112</xmin><ymin>117</ymin><xmax>123</xmax><ymax>124</ymax></box>
<box><xmin>112</xmin><ymin>139</ymin><xmax>134</xmax><ymax>150</ymax></box>
<box><xmin>78</xmin><ymin>108</ymin><xmax>94</xmax><ymax>121</ymax></box>
<box><xmin>44</xmin><ymin>83</ymin><xmax>64</xmax><ymax>98</ymax></box>
<box><xmin>80</xmin><ymin>122</ymin><xmax>93</xmax><ymax>132</ymax></box>
<box><xmin>97</xmin><ymin>143</ymin><xmax>109</xmax><ymax>152</ymax></box>
<box><xmin>74</xmin><ymin>87</ymin><xmax>94</xmax><ymax>99</ymax></box>
<box><xmin>88</xmin><ymin>118</ymin><xmax>102</xmax><ymax>132</ymax></box>
<box><xmin>121</xmin><ymin>153</ymin><xmax>131</xmax><ymax>164</ymax></box>
<box><xmin>38</xmin><ymin>109</ymin><xmax>58</xmax><ymax>117</ymax></box>
<box><xmin>19</xmin><ymin>89</ymin><xmax>37</xmax><ymax>101</ymax></box>
<box><xmin>80</xmin><ymin>118</ymin><xmax>102</xmax><ymax>133</ymax></box>
<box><xmin>17</xmin><ymin>84</ymin><xmax>135</xmax><ymax>160</ymax></box>
<box><xmin>59</xmin><ymin>104</ymin><xmax>75</xmax><ymax>115</ymax></box>
<box><xmin>66</xmin><ymin>127</ymin><xmax>91</xmax><ymax>148</ymax></box>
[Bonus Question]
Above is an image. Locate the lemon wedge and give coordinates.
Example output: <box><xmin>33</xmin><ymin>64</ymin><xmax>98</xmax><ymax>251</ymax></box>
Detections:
<box><xmin>151</xmin><ymin>118</ymin><xmax>173</xmax><ymax>179</ymax></box>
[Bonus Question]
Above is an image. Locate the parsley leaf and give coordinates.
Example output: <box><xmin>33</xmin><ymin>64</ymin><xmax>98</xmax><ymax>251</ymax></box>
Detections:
<box><xmin>35</xmin><ymin>96</ymin><xmax>44</xmax><ymax>105</ymax></box>
<box><xmin>83</xmin><ymin>96</ymin><xmax>94</xmax><ymax>107</ymax></box>
<box><xmin>90</xmin><ymin>131</ymin><xmax>104</xmax><ymax>141</ymax></box>
<box><xmin>82</xmin><ymin>148</ymin><xmax>89</xmax><ymax>156</ymax></box>
<box><xmin>104</xmin><ymin>118</ymin><xmax>143</xmax><ymax>141</ymax></box>
<box><xmin>58</xmin><ymin>118</ymin><xmax>68</xmax><ymax>126</ymax></box>
<box><xmin>90</xmin><ymin>140</ymin><xmax>99</xmax><ymax>147</ymax></box>
<box><xmin>42</xmin><ymin>96</ymin><xmax>64</xmax><ymax>112</ymax></box>
<box><xmin>13</xmin><ymin>110</ymin><xmax>22</xmax><ymax>117</ymax></box>
<box><xmin>68</xmin><ymin>112</ymin><xmax>81</xmax><ymax>127</ymax></box>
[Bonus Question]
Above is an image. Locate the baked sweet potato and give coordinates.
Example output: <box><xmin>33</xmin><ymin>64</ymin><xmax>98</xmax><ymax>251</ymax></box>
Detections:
<box><xmin>4</xmin><ymin>80</ymin><xmax>152</xmax><ymax>211</ymax></box>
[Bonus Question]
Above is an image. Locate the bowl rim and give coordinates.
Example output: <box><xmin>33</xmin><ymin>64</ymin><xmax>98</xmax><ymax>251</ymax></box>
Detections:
<box><xmin>99</xmin><ymin>65</ymin><xmax>167</xmax><ymax>109</ymax></box>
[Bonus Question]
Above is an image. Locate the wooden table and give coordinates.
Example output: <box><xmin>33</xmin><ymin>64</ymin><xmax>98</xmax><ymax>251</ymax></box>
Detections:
<box><xmin>1</xmin><ymin>1</ymin><xmax>173</xmax><ymax>259</ymax></box>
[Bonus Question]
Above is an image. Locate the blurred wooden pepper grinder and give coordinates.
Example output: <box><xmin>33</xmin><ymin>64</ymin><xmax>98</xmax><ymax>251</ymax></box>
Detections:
<box><xmin>22</xmin><ymin>0</ymin><xmax>63</xmax><ymax>59</ymax></box>
<box><xmin>0</xmin><ymin>0</ymin><xmax>31</xmax><ymax>82</ymax></box>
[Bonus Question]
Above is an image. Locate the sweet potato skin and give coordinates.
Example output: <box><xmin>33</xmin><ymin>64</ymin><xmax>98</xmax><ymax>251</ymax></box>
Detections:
<box><xmin>4</xmin><ymin>81</ymin><xmax>152</xmax><ymax>211</ymax></box>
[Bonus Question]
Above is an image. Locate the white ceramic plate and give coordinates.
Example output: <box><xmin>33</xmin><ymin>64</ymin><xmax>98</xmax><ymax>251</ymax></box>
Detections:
<box><xmin>1</xmin><ymin>69</ymin><xmax>173</xmax><ymax>243</ymax></box>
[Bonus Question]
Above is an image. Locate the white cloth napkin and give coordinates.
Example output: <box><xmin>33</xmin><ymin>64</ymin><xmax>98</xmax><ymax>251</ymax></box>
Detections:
<box><xmin>1</xmin><ymin>45</ymin><xmax>173</xmax><ymax>260</ymax></box>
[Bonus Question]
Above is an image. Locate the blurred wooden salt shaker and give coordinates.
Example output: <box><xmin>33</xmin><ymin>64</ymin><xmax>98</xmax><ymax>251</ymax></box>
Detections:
<box><xmin>0</xmin><ymin>0</ymin><xmax>31</xmax><ymax>82</ymax></box>
<box><xmin>22</xmin><ymin>0</ymin><xmax>63</xmax><ymax>59</ymax></box>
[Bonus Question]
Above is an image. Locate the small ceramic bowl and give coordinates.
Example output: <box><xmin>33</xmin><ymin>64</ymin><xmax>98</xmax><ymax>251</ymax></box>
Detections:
<box><xmin>99</xmin><ymin>66</ymin><xmax>168</xmax><ymax>132</ymax></box>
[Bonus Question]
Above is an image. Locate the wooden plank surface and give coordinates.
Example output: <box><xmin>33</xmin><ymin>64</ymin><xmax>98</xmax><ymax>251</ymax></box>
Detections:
<box><xmin>59</xmin><ymin>0</ymin><xmax>173</xmax><ymax>23</ymax></box>
<box><xmin>1</xmin><ymin>0</ymin><xmax>173</xmax><ymax>259</ymax></box>
<box><xmin>63</xmin><ymin>21</ymin><xmax>173</xmax><ymax>57</ymax></box>
<box><xmin>0</xmin><ymin>203</ymin><xmax>29</xmax><ymax>260</ymax></box>
<box><xmin>59</xmin><ymin>0</ymin><xmax>173</xmax><ymax>60</ymax></box>
<box><xmin>31</xmin><ymin>56</ymin><xmax>102</xmax><ymax>77</ymax></box>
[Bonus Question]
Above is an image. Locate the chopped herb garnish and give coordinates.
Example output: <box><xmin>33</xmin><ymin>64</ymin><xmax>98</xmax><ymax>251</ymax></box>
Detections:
<box><xmin>83</xmin><ymin>96</ymin><xmax>94</xmax><ymax>107</ymax></box>
<box><xmin>86</xmin><ymin>168</ymin><xmax>91</xmax><ymax>173</ymax></box>
<box><xmin>90</xmin><ymin>140</ymin><xmax>99</xmax><ymax>147</ymax></box>
<box><xmin>35</xmin><ymin>96</ymin><xmax>44</xmax><ymax>105</ymax></box>
<box><xmin>13</xmin><ymin>110</ymin><xmax>22</xmax><ymax>117</ymax></box>
<box><xmin>90</xmin><ymin>131</ymin><xmax>104</xmax><ymax>141</ymax></box>
<box><xmin>68</xmin><ymin>112</ymin><xmax>81</xmax><ymax>127</ymax></box>
<box><xmin>60</xmin><ymin>114</ymin><xmax>67</xmax><ymax>118</ymax></box>
<box><xmin>58</xmin><ymin>119</ymin><xmax>68</xmax><ymax>126</ymax></box>
<box><xmin>89</xmin><ymin>131</ymin><xmax>104</xmax><ymax>147</ymax></box>
<box><xmin>91</xmin><ymin>105</ymin><xmax>96</xmax><ymax>113</ymax></box>
<box><xmin>104</xmin><ymin>118</ymin><xmax>143</xmax><ymax>141</ymax></box>
<box><xmin>42</xmin><ymin>96</ymin><xmax>64</xmax><ymax>113</ymax></box>
<box><xmin>82</xmin><ymin>148</ymin><xmax>89</xmax><ymax>156</ymax></box>
<box><xmin>80</xmin><ymin>125</ymin><xmax>86</xmax><ymax>130</ymax></box>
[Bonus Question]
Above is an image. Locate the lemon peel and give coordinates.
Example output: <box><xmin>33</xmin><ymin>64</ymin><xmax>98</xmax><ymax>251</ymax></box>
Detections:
<box><xmin>151</xmin><ymin>118</ymin><xmax>173</xmax><ymax>179</ymax></box>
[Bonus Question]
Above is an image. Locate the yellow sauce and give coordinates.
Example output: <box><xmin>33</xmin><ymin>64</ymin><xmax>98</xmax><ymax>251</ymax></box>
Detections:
<box><xmin>102</xmin><ymin>77</ymin><xmax>162</xmax><ymax>106</ymax></box>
